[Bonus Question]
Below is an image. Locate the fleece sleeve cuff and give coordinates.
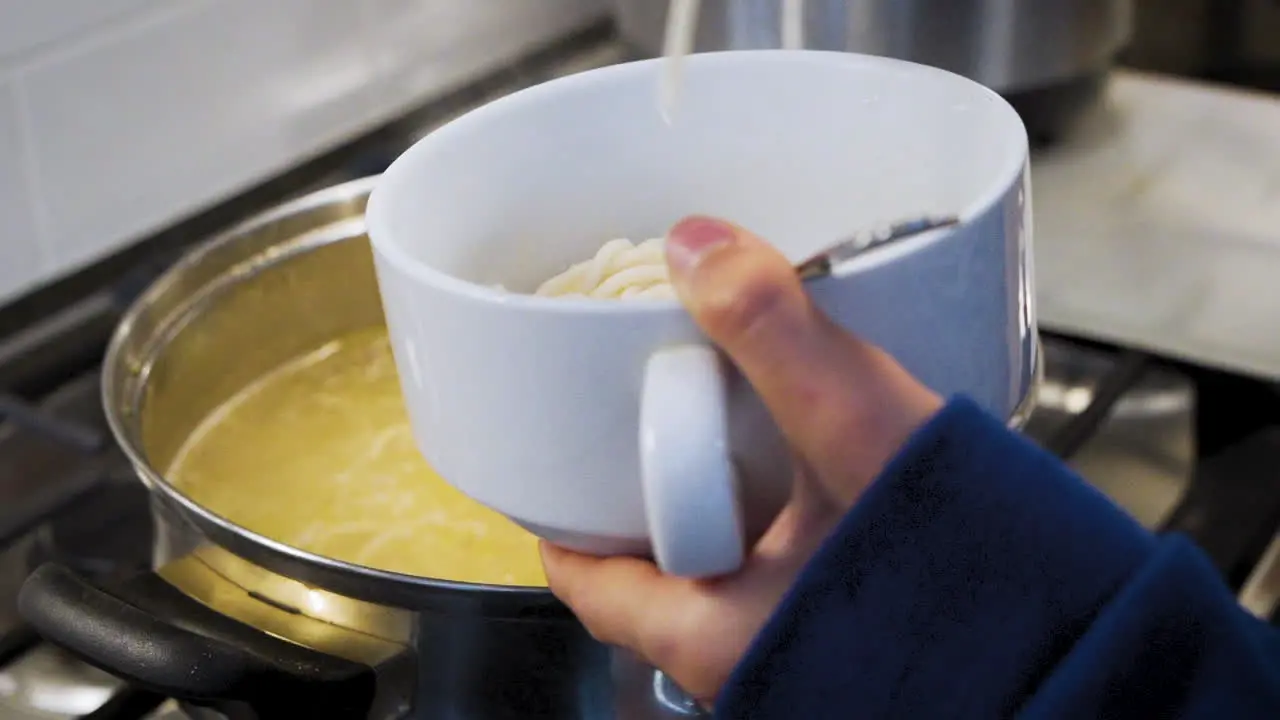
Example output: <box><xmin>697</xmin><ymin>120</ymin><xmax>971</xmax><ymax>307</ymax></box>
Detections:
<box><xmin>715</xmin><ymin>395</ymin><xmax>1159</xmax><ymax>719</ymax></box>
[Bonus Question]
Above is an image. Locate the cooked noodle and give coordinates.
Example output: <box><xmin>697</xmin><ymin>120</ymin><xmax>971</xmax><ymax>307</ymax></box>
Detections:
<box><xmin>660</xmin><ymin>0</ymin><xmax>806</xmax><ymax>120</ymax></box>
<box><xmin>659</xmin><ymin>0</ymin><xmax>700</xmax><ymax>123</ymax></box>
<box><xmin>781</xmin><ymin>0</ymin><xmax>805</xmax><ymax>50</ymax></box>
<box><xmin>535</xmin><ymin>238</ymin><xmax>675</xmax><ymax>300</ymax></box>
<box><xmin>540</xmin><ymin>1</ymin><xmax>807</xmax><ymax>301</ymax></box>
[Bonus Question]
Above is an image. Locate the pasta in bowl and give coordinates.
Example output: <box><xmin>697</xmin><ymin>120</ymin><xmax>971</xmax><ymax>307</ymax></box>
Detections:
<box><xmin>535</xmin><ymin>238</ymin><xmax>675</xmax><ymax>300</ymax></box>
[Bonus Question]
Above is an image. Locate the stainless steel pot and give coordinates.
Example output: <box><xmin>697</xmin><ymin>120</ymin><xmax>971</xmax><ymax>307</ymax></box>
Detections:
<box><xmin>611</xmin><ymin>0</ymin><xmax>1134</xmax><ymax>141</ymax></box>
<box><xmin>16</xmin><ymin>177</ymin><xmax>705</xmax><ymax>720</ymax></box>
<box><xmin>1122</xmin><ymin>0</ymin><xmax>1280</xmax><ymax>84</ymax></box>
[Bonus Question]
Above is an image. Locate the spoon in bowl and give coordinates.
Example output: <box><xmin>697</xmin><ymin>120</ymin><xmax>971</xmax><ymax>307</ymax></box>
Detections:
<box><xmin>794</xmin><ymin>215</ymin><xmax>961</xmax><ymax>282</ymax></box>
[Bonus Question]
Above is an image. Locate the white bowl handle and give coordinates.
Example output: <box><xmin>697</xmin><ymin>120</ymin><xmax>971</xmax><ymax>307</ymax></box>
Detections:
<box><xmin>640</xmin><ymin>345</ymin><xmax>745</xmax><ymax>578</ymax></box>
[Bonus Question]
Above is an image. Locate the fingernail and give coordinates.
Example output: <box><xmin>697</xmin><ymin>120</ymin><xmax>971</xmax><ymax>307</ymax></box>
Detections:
<box><xmin>666</xmin><ymin>216</ymin><xmax>736</xmax><ymax>277</ymax></box>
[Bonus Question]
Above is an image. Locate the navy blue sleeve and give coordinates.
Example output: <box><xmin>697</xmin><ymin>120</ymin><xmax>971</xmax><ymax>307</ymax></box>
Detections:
<box><xmin>715</xmin><ymin>395</ymin><xmax>1280</xmax><ymax>719</ymax></box>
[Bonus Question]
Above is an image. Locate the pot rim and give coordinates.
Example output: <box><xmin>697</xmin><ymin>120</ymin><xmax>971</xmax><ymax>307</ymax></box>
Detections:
<box><xmin>101</xmin><ymin>175</ymin><xmax>565</xmax><ymax>613</ymax></box>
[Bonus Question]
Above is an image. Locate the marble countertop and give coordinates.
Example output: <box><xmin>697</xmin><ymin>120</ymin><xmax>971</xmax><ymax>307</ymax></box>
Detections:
<box><xmin>1031</xmin><ymin>70</ymin><xmax>1280</xmax><ymax>380</ymax></box>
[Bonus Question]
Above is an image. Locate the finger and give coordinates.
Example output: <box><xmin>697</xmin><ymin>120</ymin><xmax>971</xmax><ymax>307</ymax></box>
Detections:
<box><xmin>664</xmin><ymin>216</ymin><xmax>941</xmax><ymax>500</ymax></box>
<box><xmin>541</xmin><ymin>542</ymin><xmax>772</xmax><ymax>702</ymax></box>
<box><xmin>540</xmin><ymin>542</ymin><xmax>674</xmax><ymax>652</ymax></box>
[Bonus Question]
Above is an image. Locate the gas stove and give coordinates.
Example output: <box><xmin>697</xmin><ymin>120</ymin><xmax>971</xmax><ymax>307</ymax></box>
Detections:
<box><xmin>3</xmin><ymin>308</ymin><xmax>1277</xmax><ymax>720</ymax></box>
<box><xmin>2</xmin><ymin>23</ymin><xmax>1280</xmax><ymax>720</ymax></box>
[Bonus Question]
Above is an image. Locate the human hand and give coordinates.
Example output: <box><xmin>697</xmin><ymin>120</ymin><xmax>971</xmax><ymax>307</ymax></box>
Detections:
<box><xmin>540</xmin><ymin>215</ymin><xmax>945</xmax><ymax>705</ymax></box>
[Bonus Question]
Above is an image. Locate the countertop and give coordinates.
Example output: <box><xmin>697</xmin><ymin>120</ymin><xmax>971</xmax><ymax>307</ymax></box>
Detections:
<box><xmin>1031</xmin><ymin>70</ymin><xmax>1280</xmax><ymax>381</ymax></box>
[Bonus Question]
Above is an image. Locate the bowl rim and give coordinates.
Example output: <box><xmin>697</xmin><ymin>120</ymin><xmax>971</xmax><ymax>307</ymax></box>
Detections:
<box><xmin>365</xmin><ymin>49</ymin><xmax>1030</xmax><ymax>314</ymax></box>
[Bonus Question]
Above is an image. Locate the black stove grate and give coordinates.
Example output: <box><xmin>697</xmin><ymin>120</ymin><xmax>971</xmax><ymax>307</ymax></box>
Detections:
<box><xmin>1040</xmin><ymin>349</ymin><xmax>1154</xmax><ymax>460</ymax></box>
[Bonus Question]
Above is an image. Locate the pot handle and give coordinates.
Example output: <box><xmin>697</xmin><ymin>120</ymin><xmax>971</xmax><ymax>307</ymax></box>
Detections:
<box><xmin>19</xmin><ymin>562</ymin><xmax>381</xmax><ymax>719</ymax></box>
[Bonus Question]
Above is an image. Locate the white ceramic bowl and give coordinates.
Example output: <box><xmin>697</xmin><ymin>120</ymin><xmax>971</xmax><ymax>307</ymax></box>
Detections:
<box><xmin>366</xmin><ymin>51</ymin><xmax>1037</xmax><ymax>577</ymax></box>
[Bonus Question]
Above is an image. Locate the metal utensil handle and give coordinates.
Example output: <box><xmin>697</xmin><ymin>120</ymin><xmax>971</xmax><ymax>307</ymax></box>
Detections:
<box><xmin>794</xmin><ymin>215</ymin><xmax>961</xmax><ymax>281</ymax></box>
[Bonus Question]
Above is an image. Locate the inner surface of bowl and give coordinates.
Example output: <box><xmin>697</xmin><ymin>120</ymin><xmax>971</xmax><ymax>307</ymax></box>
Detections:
<box><xmin>368</xmin><ymin>50</ymin><xmax>1027</xmax><ymax>295</ymax></box>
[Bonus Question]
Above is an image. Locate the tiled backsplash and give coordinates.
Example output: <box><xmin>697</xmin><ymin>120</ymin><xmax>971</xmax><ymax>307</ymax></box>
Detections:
<box><xmin>0</xmin><ymin>0</ymin><xmax>605</xmax><ymax>303</ymax></box>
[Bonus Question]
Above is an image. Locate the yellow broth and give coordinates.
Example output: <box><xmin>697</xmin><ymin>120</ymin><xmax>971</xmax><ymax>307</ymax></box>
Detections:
<box><xmin>167</xmin><ymin>326</ymin><xmax>547</xmax><ymax>586</ymax></box>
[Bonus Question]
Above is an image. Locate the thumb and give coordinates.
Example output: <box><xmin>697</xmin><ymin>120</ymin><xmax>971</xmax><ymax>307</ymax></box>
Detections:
<box><xmin>664</xmin><ymin>216</ymin><xmax>941</xmax><ymax>502</ymax></box>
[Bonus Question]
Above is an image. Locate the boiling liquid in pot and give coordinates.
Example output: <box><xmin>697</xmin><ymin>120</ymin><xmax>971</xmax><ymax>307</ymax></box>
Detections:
<box><xmin>167</xmin><ymin>326</ymin><xmax>547</xmax><ymax>586</ymax></box>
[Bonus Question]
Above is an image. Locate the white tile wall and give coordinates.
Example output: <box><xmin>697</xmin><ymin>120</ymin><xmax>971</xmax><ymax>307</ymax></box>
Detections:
<box><xmin>0</xmin><ymin>0</ymin><xmax>161</xmax><ymax>59</ymax></box>
<box><xmin>0</xmin><ymin>0</ymin><xmax>606</xmax><ymax>303</ymax></box>
<box><xmin>366</xmin><ymin>0</ymin><xmax>603</xmax><ymax>111</ymax></box>
<box><xmin>0</xmin><ymin>80</ymin><xmax>44</xmax><ymax>298</ymax></box>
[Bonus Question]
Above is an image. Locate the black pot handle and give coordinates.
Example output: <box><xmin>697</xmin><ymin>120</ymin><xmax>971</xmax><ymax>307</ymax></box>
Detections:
<box><xmin>19</xmin><ymin>562</ymin><xmax>379</xmax><ymax>719</ymax></box>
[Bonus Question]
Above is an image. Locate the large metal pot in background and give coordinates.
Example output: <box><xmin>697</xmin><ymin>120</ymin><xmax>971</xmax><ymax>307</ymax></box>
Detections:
<box><xmin>611</xmin><ymin>0</ymin><xmax>1134</xmax><ymax>142</ymax></box>
<box><xmin>16</xmin><ymin>178</ymin><xmax>704</xmax><ymax>720</ymax></box>
<box><xmin>1121</xmin><ymin>0</ymin><xmax>1280</xmax><ymax>90</ymax></box>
